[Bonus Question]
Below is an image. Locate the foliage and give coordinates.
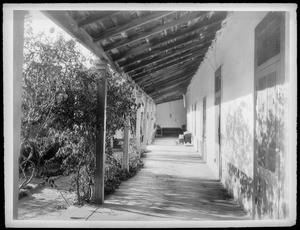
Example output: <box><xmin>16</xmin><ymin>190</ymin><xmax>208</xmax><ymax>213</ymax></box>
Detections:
<box><xmin>20</xmin><ymin>13</ymin><xmax>139</xmax><ymax>203</ymax></box>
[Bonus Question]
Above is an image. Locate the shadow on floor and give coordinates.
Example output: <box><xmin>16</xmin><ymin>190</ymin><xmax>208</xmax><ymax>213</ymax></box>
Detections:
<box><xmin>101</xmin><ymin>171</ymin><xmax>250</xmax><ymax>221</ymax></box>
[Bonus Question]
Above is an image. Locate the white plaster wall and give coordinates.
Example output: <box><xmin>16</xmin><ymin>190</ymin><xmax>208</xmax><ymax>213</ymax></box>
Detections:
<box><xmin>186</xmin><ymin>11</ymin><xmax>268</xmax><ymax>179</ymax></box>
<box><xmin>156</xmin><ymin>99</ymin><xmax>187</xmax><ymax>128</ymax></box>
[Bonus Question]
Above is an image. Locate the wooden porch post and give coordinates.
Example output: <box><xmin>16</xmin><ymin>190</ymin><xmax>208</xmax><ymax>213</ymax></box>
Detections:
<box><xmin>13</xmin><ymin>10</ymin><xmax>27</xmax><ymax>219</ymax></box>
<box><xmin>141</xmin><ymin>96</ymin><xmax>148</xmax><ymax>150</ymax></box>
<box><xmin>135</xmin><ymin>91</ymin><xmax>142</xmax><ymax>155</ymax></box>
<box><xmin>94</xmin><ymin>59</ymin><xmax>108</xmax><ymax>204</ymax></box>
<box><xmin>122</xmin><ymin>118</ymin><xmax>130</xmax><ymax>172</ymax></box>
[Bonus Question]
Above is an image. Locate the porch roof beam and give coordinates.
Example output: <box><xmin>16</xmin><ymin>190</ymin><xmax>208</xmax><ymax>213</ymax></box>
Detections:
<box><xmin>114</xmin><ymin>12</ymin><xmax>226</xmax><ymax>63</ymax></box>
<box><xmin>77</xmin><ymin>11</ymin><xmax>121</xmax><ymax>27</ymax></box>
<box><xmin>156</xmin><ymin>94</ymin><xmax>184</xmax><ymax>104</ymax></box>
<box><xmin>143</xmin><ymin>67</ymin><xmax>198</xmax><ymax>89</ymax></box>
<box><xmin>144</xmin><ymin>72</ymin><xmax>195</xmax><ymax>93</ymax></box>
<box><xmin>121</xmin><ymin>33</ymin><xmax>214</xmax><ymax>71</ymax></box>
<box><xmin>134</xmin><ymin>56</ymin><xmax>202</xmax><ymax>83</ymax></box>
<box><xmin>150</xmin><ymin>84</ymin><xmax>188</xmax><ymax>99</ymax></box>
<box><xmin>93</xmin><ymin>11</ymin><xmax>175</xmax><ymax>42</ymax></box>
<box><xmin>103</xmin><ymin>11</ymin><xmax>207</xmax><ymax>52</ymax></box>
<box><xmin>141</xmin><ymin>57</ymin><xmax>200</xmax><ymax>79</ymax></box>
<box><xmin>125</xmin><ymin>43</ymin><xmax>209</xmax><ymax>73</ymax></box>
<box><xmin>130</xmin><ymin>51</ymin><xmax>205</xmax><ymax>80</ymax></box>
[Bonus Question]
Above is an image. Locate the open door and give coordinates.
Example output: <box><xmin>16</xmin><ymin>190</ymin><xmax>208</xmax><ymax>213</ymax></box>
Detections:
<box><xmin>253</xmin><ymin>12</ymin><xmax>286</xmax><ymax>219</ymax></box>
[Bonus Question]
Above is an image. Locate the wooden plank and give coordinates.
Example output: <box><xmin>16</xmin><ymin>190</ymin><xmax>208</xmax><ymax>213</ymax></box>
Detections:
<box><xmin>140</xmin><ymin>58</ymin><xmax>200</xmax><ymax>81</ymax></box>
<box><xmin>156</xmin><ymin>94</ymin><xmax>184</xmax><ymax>104</ymax></box>
<box><xmin>122</xmin><ymin>33</ymin><xmax>214</xmax><ymax>71</ymax></box>
<box><xmin>148</xmin><ymin>69</ymin><xmax>196</xmax><ymax>89</ymax></box>
<box><xmin>130</xmin><ymin>51</ymin><xmax>205</xmax><ymax>80</ymax></box>
<box><xmin>13</xmin><ymin>10</ymin><xmax>27</xmax><ymax>219</ymax></box>
<box><xmin>93</xmin><ymin>11</ymin><xmax>175</xmax><ymax>42</ymax></box>
<box><xmin>103</xmin><ymin>11</ymin><xmax>206</xmax><ymax>52</ymax></box>
<box><xmin>142</xmin><ymin>66</ymin><xmax>197</xmax><ymax>89</ymax></box>
<box><xmin>77</xmin><ymin>11</ymin><xmax>120</xmax><ymax>27</ymax></box>
<box><xmin>146</xmin><ymin>77</ymin><xmax>192</xmax><ymax>95</ymax></box>
<box><xmin>118</xmin><ymin>28</ymin><xmax>216</xmax><ymax>68</ymax></box>
<box><xmin>151</xmin><ymin>89</ymin><xmax>187</xmax><ymax>103</ymax></box>
<box><xmin>125</xmin><ymin>43</ymin><xmax>209</xmax><ymax>73</ymax></box>
<box><xmin>115</xmin><ymin>12</ymin><xmax>226</xmax><ymax>63</ymax></box>
<box><xmin>139</xmin><ymin>69</ymin><xmax>186</xmax><ymax>87</ymax></box>
<box><xmin>130</xmin><ymin>49</ymin><xmax>206</xmax><ymax>78</ymax></box>
<box><xmin>148</xmin><ymin>80</ymin><xmax>190</xmax><ymax>96</ymax></box>
<box><xmin>145</xmin><ymin>77</ymin><xmax>193</xmax><ymax>96</ymax></box>
<box><xmin>94</xmin><ymin>69</ymin><xmax>108</xmax><ymax>204</ymax></box>
<box><xmin>134</xmin><ymin>56</ymin><xmax>203</xmax><ymax>83</ymax></box>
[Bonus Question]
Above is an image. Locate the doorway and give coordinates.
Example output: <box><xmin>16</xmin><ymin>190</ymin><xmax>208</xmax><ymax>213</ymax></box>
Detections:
<box><xmin>253</xmin><ymin>12</ymin><xmax>286</xmax><ymax>219</ymax></box>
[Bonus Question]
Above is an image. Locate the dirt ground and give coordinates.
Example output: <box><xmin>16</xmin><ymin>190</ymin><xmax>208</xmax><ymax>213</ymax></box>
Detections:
<box><xmin>18</xmin><ymin>175</ymin><xmax>77</xmax><ymax>220</ymax></box>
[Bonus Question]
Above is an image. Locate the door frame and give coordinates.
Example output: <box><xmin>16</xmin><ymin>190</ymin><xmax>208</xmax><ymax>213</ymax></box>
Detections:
<box><xmin>252</xmin><ymin>11</ymin><xmax>286</xmax><ymax>219</ymax></box>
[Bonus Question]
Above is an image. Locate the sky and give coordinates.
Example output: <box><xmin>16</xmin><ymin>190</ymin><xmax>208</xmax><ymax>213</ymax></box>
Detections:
<box><xmin>29</xmin><ymin>10</ymin><xmax>96</xmax><ymax>64</ymax></box>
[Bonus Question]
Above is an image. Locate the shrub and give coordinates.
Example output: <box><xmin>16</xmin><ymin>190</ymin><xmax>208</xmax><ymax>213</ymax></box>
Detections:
<box><xmin>20</xmin><ymin>13</ymin><xmax>139</xmax><ymax>203</ymax></box>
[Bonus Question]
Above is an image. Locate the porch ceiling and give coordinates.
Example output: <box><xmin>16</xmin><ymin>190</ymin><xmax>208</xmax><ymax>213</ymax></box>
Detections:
<box><xmin>43</xmin><ymin>10</ymin><xmax>228</xmax><ymax>104</ymax></box>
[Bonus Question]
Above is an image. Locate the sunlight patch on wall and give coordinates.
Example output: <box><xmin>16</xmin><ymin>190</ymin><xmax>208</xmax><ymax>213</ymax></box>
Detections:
<box><xmin>221</xmin><ymin>93</ymin><xmax>254</xmax><ymax>178</ymax></box>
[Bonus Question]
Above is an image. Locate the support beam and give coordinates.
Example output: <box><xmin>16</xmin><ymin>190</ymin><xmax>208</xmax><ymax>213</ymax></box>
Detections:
<box><xmin>131</xmin><ymin>53</ymin><xmax>205</xmax><ymax>80</ymax></box>
<box><xmin>144</xmin><ymin>72</ymin><xmax>195</xmax><ymax>93</ymax></box>
<box><xmin>123</xmin><ymin>35</ymin><xmax>213</xmax><ymax>72</ymax></box>
<box><xmin>156</xmin><ymin>94</ymin><xmax>184</xmax><ymax>104</ymax></box>
<box><xmin>114</xmin><ymin>12</ymin><xmax>226</xmax><ymax>63</ymax></box>
<box><xmin>13</xmin><ymin>10</ymin><xmax>27</xmax><ymax>220</ymax></box>
<box><xmin>94</xmin><ymin>59</ymin><xmax>108</xmax><ymax>205</ymax></box>
<box><xmin>135</xmin><ymin>91</ymin><xmax>142</xmax><ymax>155</ymax></box>
<box><xmin>77</xmin><ymin>11</ymin><xmax>120</xmax><ymax>28</ymax></box>
<box><xmin>130</xmin><ymin>47</ymin><xmax>207</xmax><ymax>77</ymax></box>
<box><xmin>122</xmin><ymin>118</ymin><xmax>130</xmax><ymax>172</ymax></box>
<box><xmin>142</xmin><ymin>65</ymin><xmax>199</xmax><ymax>88</ymax></box>
<box><xmin>136</xmin><ymin>60</ymin><xmax>199</xmax><ymax>86</ymax></box>
<box><xmin>93</xmin><ymin>11</ymin><xmax>175</xmax><ymax>42</ymax></box>
<box><xmin>103</xmin><ymin>11</ymin><xmax>205</xmax><ymax>52</ymax></box>
<box><xmin>141</xmin><ymin>96</ymin><xmax>149</xmax><ymax>151</ymax></box>
<box><xmin>147</xmin><ymin>77</ymin><xmax>191</xmax><ymax>95</ymax></box>
<box><xmin>121</xmin><ymin>32</ymin><xmax>215</xmax><ymax>70</ymax></box>
<box><xmin>126</xmin><ymin>44</ymin><xmax>208</xmax><ymax>74</ymax></box>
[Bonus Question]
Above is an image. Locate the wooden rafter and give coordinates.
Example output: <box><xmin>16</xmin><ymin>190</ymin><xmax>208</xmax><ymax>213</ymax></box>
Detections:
<box><xmin>77</xmin><ymin>11</ymin><xmax>120</xmax><ymax>27</ymax></box>
<box><xmin>143</xmin><ymin>66</ymin><xmax>198</xmax><ymax>88</ymax></box>
<box><xmin>156</xmin><ymin>94</ymin><xmax>183</xmax><ymax>104</ymax></box>
<box><xmin>139</xmin><ymin>68</ymin><xmax>187</xmax><ymax>87</ymax></box>
<box><xmin>121</xmin><ymin>33</ymin><xmax>215</xmax><ymax>71</ymax></box>
<box><xmin>134</xmin><ymin>57</ymin><xmax>202</xmax><ymax>83</ymax></box>
<box><xmin>114</xmin><ymin>12</ymin><xmax>226</xmax><ymax>63</ymax></box>
<box><xmin>144</xmin><ymin>72</ymin><xmax>195</xmax><ymax>93</ymax></box>
<box><xmin>149</xmin><ymin>82</ymin><xmax>188</xmax><ymax>97</ymax></box>
<box><xmin>93</xmin><ymin>11</ymin><xmax>175</xmax><ymax>42</ymax></box>
<box><xmin>130</xmin><ymin>50</ymin><xmax>205</xmax><ymax>80</ymax></box>
<box><xmin>103</xmin><ymin>11</ymin><xmax>206</xmax><ymax>52</ymax></box>
<box><xmin>124</xmin><ymin>40</ymin><xmax>210</xmax><ymax>73</ymax></box>
<box><xmin>130</xmin><ymin>49</ymin><xmax>205</xmax><ymax>78</ymax></box>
